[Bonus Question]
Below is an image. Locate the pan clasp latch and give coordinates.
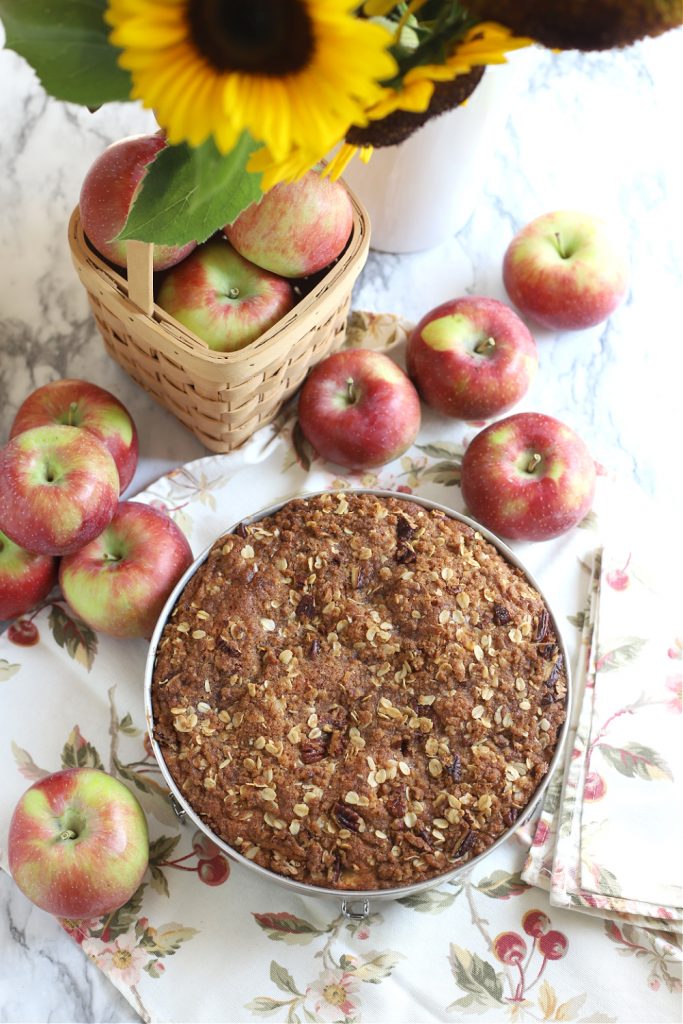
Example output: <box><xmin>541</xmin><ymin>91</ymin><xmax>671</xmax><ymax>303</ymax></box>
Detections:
<box><xmin>170</xmin><ymin>795</ymin><xmax>187</xmax><ymax>824</ymax></box>
<box><xmin>340</xmin><ymin>898</ymin><xmax>370</xmax><ymax>921</ymax></box>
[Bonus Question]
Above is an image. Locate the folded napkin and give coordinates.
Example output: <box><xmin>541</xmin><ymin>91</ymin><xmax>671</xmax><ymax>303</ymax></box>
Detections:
<box><xmin>523</xmin><ymin>544</ymin><xmax>683</xmax><ymax>935</ymax></box>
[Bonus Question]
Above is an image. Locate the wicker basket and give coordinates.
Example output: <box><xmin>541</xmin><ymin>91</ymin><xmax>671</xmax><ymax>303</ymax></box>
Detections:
<box><xmin>68</xmin><ymin>189</ymin><xmax>370</xmax><ymax>452</ymax></box>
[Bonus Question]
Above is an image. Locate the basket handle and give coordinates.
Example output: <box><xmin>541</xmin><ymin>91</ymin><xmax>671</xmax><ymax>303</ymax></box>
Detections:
<box><xmin>126</xmin><ymin>240</ymin><xmax>154</xmax><ymax>317</ymax></box>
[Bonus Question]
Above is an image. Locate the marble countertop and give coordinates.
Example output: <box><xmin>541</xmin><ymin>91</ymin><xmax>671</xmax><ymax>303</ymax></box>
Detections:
<box><xmin>0</xmin><ymin>24</ymin><xmax>681</xmax><ymax>1024</ymax></box>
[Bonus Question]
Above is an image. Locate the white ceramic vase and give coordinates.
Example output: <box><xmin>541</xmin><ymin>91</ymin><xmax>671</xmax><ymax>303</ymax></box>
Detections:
<box><xmin>341</xmin><ymin>66</ymin><xmax>510</xmax><ymax>254</ymax></box>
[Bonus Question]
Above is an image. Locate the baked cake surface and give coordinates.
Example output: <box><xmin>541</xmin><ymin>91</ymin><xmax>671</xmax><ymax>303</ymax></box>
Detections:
<box><xmin>151</xmin><ymin>493</ymin><xmax>567</xmax><ymax>891</ymax></box>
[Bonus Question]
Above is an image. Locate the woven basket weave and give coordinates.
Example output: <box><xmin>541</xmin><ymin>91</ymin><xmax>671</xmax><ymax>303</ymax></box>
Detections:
<box><xmin>68</xmin><ymin>189</ymin><xmax>370</xmax><ymax>452</ymax></box>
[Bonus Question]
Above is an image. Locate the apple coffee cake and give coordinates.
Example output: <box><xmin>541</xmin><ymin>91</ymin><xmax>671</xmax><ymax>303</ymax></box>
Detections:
<box><xmin>151</xmin><ymin>492</ymin><xmax>567</xmax><ymax>891</ymax></box>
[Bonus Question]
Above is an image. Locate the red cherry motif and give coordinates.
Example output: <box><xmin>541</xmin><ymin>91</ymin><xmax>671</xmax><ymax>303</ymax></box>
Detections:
<box><xmin>7</xmin><ymin>619</ymin><xmax>40</xmax><ymax>646</ymax></box>
<box><xmin>583</xmin><ymin>771</ymin><xmax>607</xmax><ymax>801</ymax></box>
<box><xmin>192</xmin><ymin>830</ymin><xmax>221</xmax><ymax>860</ymax></box>
<box><xmin>522</xmin><ymin>909</ymin><xmax>551</xmax><ymax>938</ymax></box>
<box><xmin>198</xmin><ymin>855</ymin><xmax>230</xmax><ymax>886</ymax></box>
<box><xmin>492</xmin><ymin>931</ymin><xmax>527</xmax><ymax>965</ymax></box>
<box><xmin>532</xmin><ymin>821</ymin><xmax>549</xmax><ymax>847</ymax></box>
<box><xmin>538</xmin><ymin>930</ymin><xmax>568</xmax><ymax>961</ymax></box>
<box><xmin>606</xmin><ymin>570</ymin><xmax>629</xmax><ymax>590</ymax></box>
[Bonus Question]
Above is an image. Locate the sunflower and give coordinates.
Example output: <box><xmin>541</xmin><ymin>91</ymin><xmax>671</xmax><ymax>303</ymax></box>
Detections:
<box><xmin>105</xmin><ymin>0</ymin><xmax>397</xmax><ymax>160</ymax></box>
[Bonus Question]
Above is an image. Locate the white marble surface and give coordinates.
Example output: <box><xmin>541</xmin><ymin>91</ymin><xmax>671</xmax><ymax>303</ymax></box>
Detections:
<box><xmin>0</xmin><ymin>26</ymin><xmax>681</xmax><ymax>1024</ymax></box>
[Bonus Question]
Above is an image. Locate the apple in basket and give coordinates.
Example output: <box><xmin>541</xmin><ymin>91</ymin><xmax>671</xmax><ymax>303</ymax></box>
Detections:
<box><xmin>79</xmin><ymin>133</ymin><xmax>196</xmax><ymax>271</ymax></box>
<box><xmin>460</xmin><ymin>412</ymin><xmax>596</xmax><ymax>541</ymax></box>
<box><xmin>11</xmin><ymin>379</ymin><xmax>139</xmax><ymax>493</ymax></box>
<box><xmin>8</xmin><ymin>767</ymin><xmax>149</xmax><ymax>919</ymax></box>
<box><xmin>0</xmin><ymin>426</ymin><xmax>119</xmax><ymax>556</ymax></box>
<box><xmin>0</xmin><ymin>529</ymin><xmax>57</xmax><ymax>621</ymax></box>
<box><xmin>407</xmin><ymin>296</ymin><xmax>538</xmax><ymax>420</ymax></box>
<box><xmin>297</xmin><ymin>348</ymin><xmax>421</xmax><ymax>470</ymax></box>
<box><xmin>59</xmin><ymin>501</ymin><xmax>193</xmax><ymax>638</ymax></box>
<box><xmin>503</xmin><ymin>211</ymin><xmax>629</xmax><ymax>330</ymax></box>
<box><xmin>156</xmin><ymin>238</ymin><xmax>295</xmax><ymax>352</ymax></box>
<box><xmin>224</xmin><ymin>170</ymin><xmax>353</xmax><ymax>278</ymax></box>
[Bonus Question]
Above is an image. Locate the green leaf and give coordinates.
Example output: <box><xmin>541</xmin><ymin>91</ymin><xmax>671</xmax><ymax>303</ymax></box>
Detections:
<box><xmin>0</xmin><ymin>0</ymin><xmax>132</xmax><ymax>104</ymax></box>
<box><xmin>292</xmin><ymin>420</ymin><xmax>319</xmax><ymax>473</ymax></box>
<box><xmin>148</xmin><ymin>833</ymin><xmax>181</xmax><ymax>865</ymax></box>
<box><xmin>448</xmin><ymin>944</ymin><xmax>504</xmax><ymax>1004</ymax></box>
<box><xmin>421</xmin><ymin>459</ymin><xmax>462</xmax><ymax>487</ymax></box>
<box><xmin>144</xmin><ymin>922</ymin><xmax>199</xmax><ymax>956</ymax></box>
<box><xmin>578</xmin><ymin>509</ymin><xmax>599</xmax><ymax>530</ymax></box>
<box><xmin>252</xmin><ymin>912</ymin><xmax>325</xmax><ymax>945</ymax></box>
<box><xmin>417</xmin><ymin>441</ymin><xmax>464</xmax><ymax>459</ymax></box>
<box><xmin>398</xmin><ymin>887</ymin><xmax>460</xmax><ymax>914</ymax></box>
<box><xmin>119</xmin><ymin>134</ymin><xmax>263</xmax><ymax>247</ymax></box>
<box><xmin>287</xmin><ymin>1007</ymin><xmax>301</xmax><ymax>1024</ymax></box>
<box><xmin>0</xmin><ymin>658</ymin><xmax>21</xmax><ymax>681</ymax></box>
<box><xmin>597</xmin><ymin>743</ymin><xmax>673</xmax><ymax>783</ymax></box>
<box><xmin>11</xmin><ymin>741</ymin><xmax>49</xmax><ymax>782</ymax></box>
<box><xmin>270</xmin><ymin>961</ymin><xmax>302</xmax><ymax>996</ymax></box>
<box><xmin>118</xmin><ymin>712</ymin><xmax>141</xmax><ymax>737</ymax></box>
<box><xmin>143</xmin><ymin>959</ymin><xmax>165</xmax><ymax>979</ymax></box>
<box><xmin>245</xmin><ymin>997</ymin><xmax>291</xmax><ymax>1016</ymax></box>
<box><xmin>148</xmin><ymin>864</ymin><xmax>170</xmax><ymax>898</ymax></box>
<box><xmin>95</xmin><ymin>883</ymin><xmax>145</xmax><ymax>940</ymax></box>
<box><xmin>567</xmin><ymin>611</ymin><xmax>586</xmax><ymax>630</ymax></box>
<box><xmin>475</xmin><ymin>869</ymin><xmax>529</xmax><ymax>900</ymax></box>
<box><xmin>48</xmin><ymin>604</ymin><xmax>98</xmax><ymax>670</ymax></box>
<box><xmin>596</xmin><ymin>637</ymin><xmax>648</xmax><ymax>672</ymax></box>
<box><xmin>352</xmin><ymin>950</ymin><xmax>404</xmax><ymax>984</ymax></box>
<box><xmin>61</xmin><ymin>726</ymin><xmax>104</xmax><ymax>771</ymax></box>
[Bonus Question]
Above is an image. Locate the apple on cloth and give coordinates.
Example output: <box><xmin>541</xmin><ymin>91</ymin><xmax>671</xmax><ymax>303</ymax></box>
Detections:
<box><xmin>298</xmin><ymin>348</ymin><xmax>421</xmax><ymax>471</ymax></box>
<box><xmin>59</xmin><ymin>501</ymin><xmax>194</xmax><ymax>639</ymax></box>
<box><xmin>11</xmin><ymin>379</ymin><xmax>139</xmax><ymax>493</ymax></box>
<box><xmin>503</xmin><ymin>211</ymin><xmax>628</xmax><ymax>330</ymax></box>
<box><xmin>224</xmin><ymin>170</ymin><xmax>353</xmax><ymax>278</ymax></box>
<box><xmin>80</xmin><ymin>134</ymin><xmax>196</xmax><ymax>271</ymax></box>
<box><xmin>8</xmin><ymin>767</ymin><xmax>149</xmax><ymax>919</ymax></box>
<box><xmin>461</xmin><ymin>412</ymin><xmax>596</xmax><ymax>541</ymax></box>
<box><xmin>0</xmin><ymin>529</ymin><xmax>57</xmax><ymax>621</ymax></box>
<box><xmin>0</xmin><ymin>425</ymin><xmax>119</xmax><ymax>556</ymax></box>
<box><xmin>157</xmin><ymin>238</ymin><xmax>295</xmax><ymax>352</ymax></box>
<box><xmin>407</xmin><ymin>296</ymin><xmax>537</xmax><ymax>420</ymax></box>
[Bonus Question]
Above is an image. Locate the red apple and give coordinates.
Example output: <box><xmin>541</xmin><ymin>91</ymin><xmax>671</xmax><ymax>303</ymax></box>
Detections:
<box><xmin>11</xmin><ymin>379</ymin><xmax>138</xmax><ymax>493</ymax></box>
<box><xmin>224</xmin><ymin>171</ymin><xmax>353</xmax><ymax>278</ymax></box>
<box><xmin>503</xmin><ymin>211</ymin><xmax>628</xmax><ymax>330</ymax></box>
<box><xmin>80</xmin><ymin>134</ymin><xmax>196</xmax><ymax>271</ymax></box>
<box><xmin>157</xmin><ymin>238</ymin><xmax>295</xmax><ymax>352</ymax></box>
<box><xmin>0</xmin><ymin>529</ymin><xmax>57</xmax><ymax>621</ymax></box>
<box><xmin>407</xmin><ymin>296</ymin><xmax>537</xmax><ymax>420</ymax></box>
<box><xmin>298</xmin><ymin>349</ymin><xmax>421</xmax><ymax>470</ymax></box>
<box><xmin>0</xmin><ymin>426</ymin><xmax>119</xmax><ymax>556</ymax></box>
<box><xmin>460</xmin><ymin>412</ymin><xmax>596</xmax><ymax>541</ymax></box>
<box><xmin>59</xmin><ymin>501</ymin><xmax>193</xmax><ymax>639</ymax></box>
<box><xmin>8</xmin><ymin>767</ymin><xmax>149</xmax><ymax>919</ymax></box>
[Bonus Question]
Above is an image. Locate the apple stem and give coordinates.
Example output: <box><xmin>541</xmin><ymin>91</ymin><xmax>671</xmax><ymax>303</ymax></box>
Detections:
<box><xmin>346</xmin><ymin>377</ymin><xmax>358</xmax><ymax>405</ymax></box>
<box><xmin>60</xmin><ymin>829</ymin><xmax>77</xmax><ymax>841</ymax></box>
<box><xmin>228</xmin><ymin>286</ymin><xmax>240</xmax><ymax>299</ymax></box>
<box><xmin>554</xmin><ymin>232</ymin><xmax>566</xmax><ymax>259</ymax></box>
<box><xmin>474</xmin><ymin>336</ymin><xmax>496</xmax><ymax>355</ymax></box>
<box><xmin>526</xmin><ymin>453</ymin><xmax>542</xmax><ymax>473</ymax></box>
<box><xmin>67</xmin><ymin>401</ymin><xmax>79</xmax><ymax>426</ymax></box>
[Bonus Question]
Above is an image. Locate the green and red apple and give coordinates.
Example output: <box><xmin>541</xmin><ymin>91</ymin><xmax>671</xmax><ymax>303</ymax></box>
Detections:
<box><xmin>8</xmin><ymin>767</ymin><xmax>149</xmax><ymax>919</ymax></box>
<box><xmin>11</xmin><ymin>379</ymin><xmax>139</xmax><ymax>493</ymax></box>
<box><xmin>80</xmin><ymin>134</ymin><xmax>196</xmax><ymax>271</ymax></box>
<box><xmin>0</xmin><ymin>426</ymin><xmax>119</xmax><ymax>556</ymax></box>
<box><xmin>407</xmin><ymin>296</ymin><xmax>538</xmax><ymax>420</ymax></box>
<box><xmin>157</xmin><ymin>239</ymin><xmax>295</xmax><ymax>351</ymax></box>
<box><xmin>460</xmin><ymin>412</ymin><xmax>596</xmax><ymax>540</ymax></box>
<box><xmin>224</xmin><ymin>171</ymin><xmax>353</xmax><ymax>278</ymax></box>
<box><xmin>59</xmin><ymin>501</ymin><xmax>193</xmax><ymax>639</ymax></box>
<box><xmin>0</xmin><ymin>529</ymin><xmax>57</xmax><ymax>621</ymax></box>
<box><xmin>297</xmin><ymin>349</ymin><xmax>421</xmax><ymax>470</ymax></box>
<box><xmin>503</xmin><ymin>211</ymin><xmax>628</xmax><ymax>330</ymax></box>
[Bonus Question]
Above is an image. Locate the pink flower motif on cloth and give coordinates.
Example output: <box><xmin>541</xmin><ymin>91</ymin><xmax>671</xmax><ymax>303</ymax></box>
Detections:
<box><xmin>308</xmin><ymin>968</ymin><xmax>360</xmax><ymax>1022</ymax></box>
<box><xmin>665</xmin><ymin>675</ymin><xmax>682</xmax><ymax>714</ymax></box>
<box><xmin>82</xmin><ymin>931</ymin><xmax>150</xmax><ymax>986</ymax></box>
<box><xmin>606</xmin><ymin>553</ymin><xmax>631</xmax><ymax>591</ymax></box>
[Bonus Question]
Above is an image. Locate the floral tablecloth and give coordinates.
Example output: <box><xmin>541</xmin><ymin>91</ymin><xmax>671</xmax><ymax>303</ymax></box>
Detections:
<box><xmin>1</xmin><ymin>319</ymin><xmax>680</xmax><ymax>1023</ymax></box>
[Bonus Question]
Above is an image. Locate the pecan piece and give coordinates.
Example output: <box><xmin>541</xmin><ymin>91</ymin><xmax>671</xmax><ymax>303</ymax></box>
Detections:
<box><xmin>503</xmin><ymin>808</ymin><xmax>519</xmax><ymax>828</ymax></box>
<box><xmin>385</xmin><ymin>793</ymin><xmax>406</xmax><ymax>819</ymax></box>
<box><xmin>492</xmin><ymin>604</ymin><xmax>511</xmax><ymax>626</ymax></box>
<box><xmin>334</xmin><ymin>802</ymin><xmax>362</xmax><ymax>832</ymax></box>
<box><xmin>296</xmin><ymin>594</ymin><xmax>316</xmax><ymax>619</ymax></box>
<box><xmin>454</xmin><ymin>829</ymin><xmax>476</xmax><ymax>859</ymax></box>
<box><xmin>447</xmin><ymin>753</ymin><xmax>462</xmax><ymax>782</ymax></box>
<box><xmin>396</xmin><ymin>516</ymin><xmax>416</xmax><ymax>542</ymax></box>
<box><xmin>545</xmin><ymin>655</ymin><xmax>564</xmax><ymax>687</ymax></box>
<box><xmin>300</xmin><ymin>734</ymin><xmax>330</xmax><ymax>764</ymax></box>
<box><xmin>233</xmin><ymin>521</ymin><xmax>248</xmax><ymax>538</ymax></box>
<box><xmin>538</xmin><ymin>642</ymin><xmax>558</xmax><ymax>660</ymax></box>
